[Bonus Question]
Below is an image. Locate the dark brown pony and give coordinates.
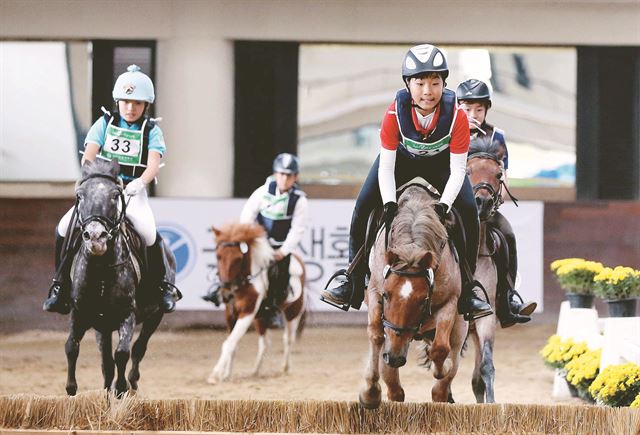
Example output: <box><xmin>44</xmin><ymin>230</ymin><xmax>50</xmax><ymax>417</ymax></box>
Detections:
<box><xmin>206</xmin><ymin>222</ymin><xmax>305</xmax><ymax>383</ymax></box>
<box><xmin>465</xmin><ymin>142</ymin><xmax>507</xmax><ymax>403</ymax></box>
<box><xmin>359</xmin><ymin>182</ymin><xmax>468</xmax><ymax>408</ymax></box>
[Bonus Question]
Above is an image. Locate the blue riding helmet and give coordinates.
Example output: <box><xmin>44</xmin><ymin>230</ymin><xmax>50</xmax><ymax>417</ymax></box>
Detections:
<box><xmin>112</xmin><ymin>65</ymin><xmax>155</xmax><ymax>103</ymax></box>
<box><xmin>273</xmin><ymin>153</ymin><xmax>300</xmax><ymax>174</ymax></box>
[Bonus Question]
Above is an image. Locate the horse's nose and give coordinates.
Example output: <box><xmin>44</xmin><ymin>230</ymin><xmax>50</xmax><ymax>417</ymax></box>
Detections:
<box><xmin>475</xmin><ymin>196</ymin><xmax>483</xmax><ymax>208</ymax></box>
<box><xmin>383</xmin><ymin>352</ymin><xmax>407</xmax><ymax>368</ymax></box>
<box><xmin>82</xmin><ymin>231</ymin><xmax>91</xmax><ymax>241</ymax></box>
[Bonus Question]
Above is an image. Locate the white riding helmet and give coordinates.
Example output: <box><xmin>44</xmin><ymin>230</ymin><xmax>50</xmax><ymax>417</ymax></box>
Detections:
<box><xmin>112</xmin><ymin>65</ymin><xmax>155</xmax><ymax>103</ymax></box>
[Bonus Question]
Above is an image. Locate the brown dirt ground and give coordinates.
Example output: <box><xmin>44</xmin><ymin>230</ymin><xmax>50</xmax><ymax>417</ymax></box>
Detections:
<box><xmin>0</xmin><ymin>321</ymin><xmax>576</xmax><ymax>405</ymax></box>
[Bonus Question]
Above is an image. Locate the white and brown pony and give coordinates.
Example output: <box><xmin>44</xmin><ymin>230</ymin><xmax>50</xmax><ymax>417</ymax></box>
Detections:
<box><xmin>206</xmin><ymin>222</ymin><xmax>305</xmax><ymax>384</ymax></box>
<box><xmin>465</xmin><ymin>141</ymin><xmax>508</xmax><ymax>403</ymax></box>
<box><xmin>359</xmin><ymin>183</ymin><xmax>468</xmax><ymax>408</ymax></box>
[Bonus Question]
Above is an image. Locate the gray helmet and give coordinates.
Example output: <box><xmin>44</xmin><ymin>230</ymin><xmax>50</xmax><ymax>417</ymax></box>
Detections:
<box><xmin>273</xmin><ymin>153</ymin><xmax>300</xmax><ymax>174</ymax></box>
<box><xmin>456</xmin><ymin>79</ymin><xmax>492</xmax><ymax>107</ymax></box>
<box><xmin>402</xmin><ymin>44</ymin><xmax>449</xmax><ymax>83</ymax></box>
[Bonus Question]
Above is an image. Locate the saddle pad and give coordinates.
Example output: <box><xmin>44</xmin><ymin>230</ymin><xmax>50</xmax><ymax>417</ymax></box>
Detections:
<box><xmin>285</xmin><ymin>255</ymin><xmax>304</xmax><ymax>304</ymax></box>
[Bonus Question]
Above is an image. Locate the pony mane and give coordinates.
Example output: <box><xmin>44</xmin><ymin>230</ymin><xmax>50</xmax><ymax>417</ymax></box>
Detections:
<box><xmin>215</xmin><ymin>222</ymin><xmax>273</xmax><ymax>271</ymax></box>
<box><xmin>390</xmin><ymin>186</ymin><xmax>447</xmax><ymax>268</ymax></box>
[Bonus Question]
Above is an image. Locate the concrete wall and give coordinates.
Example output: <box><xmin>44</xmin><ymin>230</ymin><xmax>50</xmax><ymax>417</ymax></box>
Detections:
<box><xmin>1</xmin><ymin>0</ymin><xmax>639</xmax><ymax>198</ymax></box>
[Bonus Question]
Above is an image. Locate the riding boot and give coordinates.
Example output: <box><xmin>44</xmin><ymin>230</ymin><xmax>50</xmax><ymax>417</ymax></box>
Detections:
<box><xmin>450</xmin><ymin>212</ymin><xmax>493</xmax><ymax>321</ymax></box>
<box><xmin>320</xmin><ymin>269</ymin><xmax>366</xmax><ymax>311</ymax></box>
<box><xmin>148</xmin><ymin>234</ymin><xmax>182</xmax><ymax>313</ymax></box>
<box><xmin>201</xmin><ymin>284</ymin><xmax>222</xmax><ymax>306</ymax></box>
<box><xmin>43</xmin><ymin>233</ymin><xmax>72</xmax><ymax>314</ymax></box>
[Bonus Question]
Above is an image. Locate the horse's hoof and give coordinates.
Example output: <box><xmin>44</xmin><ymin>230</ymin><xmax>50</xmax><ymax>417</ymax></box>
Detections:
<box><xmin>358</xmin><ymin>385</ymin><xmax>382</xmax><ymax>410</ymax></box>
<box><xmin>206</xmin><ymin>376</ymin><xmax>219</xmax><ymax>385</ymax></box>
<box><xmin>66</xmin><ymin>385</ymin><xmax>77</xmax><ymax>396</ymax></box>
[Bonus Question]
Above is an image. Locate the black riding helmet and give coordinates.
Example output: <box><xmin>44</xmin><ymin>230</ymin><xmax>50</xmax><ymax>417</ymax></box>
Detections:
<box><xmin>456</xmin><ymin>79</ymin><xmax>492</xmax><ymax>108</ymax></box>
<box><xmin>402</xmin><ymin>44</ymin><xmax>449</xmax><ymax>84</ymax></box>
<box><xmin>273</xmin><ymin>153</ymin><xmax>300</xmax><ymax>174</ymax></box>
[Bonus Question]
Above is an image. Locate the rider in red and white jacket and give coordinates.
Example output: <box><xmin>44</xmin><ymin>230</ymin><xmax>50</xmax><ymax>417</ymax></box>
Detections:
<box><xmin>321</xmin><ymin>44</ymin><xmax>493</xmax><ymax>320</ymax></box>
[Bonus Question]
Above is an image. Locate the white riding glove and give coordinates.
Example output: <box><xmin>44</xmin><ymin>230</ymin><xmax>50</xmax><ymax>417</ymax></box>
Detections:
<box><xmin>125</xmin><ymin>178</ymin><xmax>147</xmax><ymax>196</ymax></box>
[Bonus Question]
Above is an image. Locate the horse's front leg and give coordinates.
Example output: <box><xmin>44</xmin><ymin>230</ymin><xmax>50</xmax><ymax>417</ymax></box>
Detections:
<box><xmin>65</xmin><ymin>313</ymin><xmax>88</xmax><ymax>396</ymax></box>
<box><xmin>95</xmin><ymin>330</ymin><xmax>114</xmax><ymax>390</ymax></box>
<box><xmin>381</xmin><ymin>356</ymin><xmax>405</xmax><ymax>402</ymax></box>
<box><xmin>432</xmin><ymin>309</ymin><xmax>467</xmax><ymax>403</ymax></box>
<box><xmin>359</xmin><ymin>293</ymin><xmax>384</xmax><ymax>409</ymax></box>
<box><xmin>113</xmin><ymin>313</ymin><xmax>135</xmax><ymax>397</ymax></box>
<box><xmin>129</xmin><ymin>310</ymin><xmax>163</xmax><ymax>391</ymax></box>
<box><xmin>208</xmin><ymin>309</ymin><xmax>258</xmax><ymax>384</ymax></box>
<box><xmin>471</xmin><ymin>316</ymin><xmax>496</xmax><ymax>403</ymax></box>
<box><xmin>281</xmin><ymin>273</ymin><xmax>304</xmax><ymax>374</ymax></box>
<box><xmin>252</xmin><ymin>318</ymin><xmax>269</xmax><ymax>376</ymax></box>
<box><xmin>430</xmin><ymin>303</ymin><xmax>456</xmax><ymax>381</ymax></box>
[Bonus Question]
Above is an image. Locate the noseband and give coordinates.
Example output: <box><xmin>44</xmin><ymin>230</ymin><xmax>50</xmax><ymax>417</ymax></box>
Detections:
<box><xmin>380</xmin><ymin>264</ymin><xmax>435</xmax><ymax>338</ymax></box>
<box><xmin>76</xmin><ymin>173</ymin><xmax>127</xmax><ymax>240</ymax></box>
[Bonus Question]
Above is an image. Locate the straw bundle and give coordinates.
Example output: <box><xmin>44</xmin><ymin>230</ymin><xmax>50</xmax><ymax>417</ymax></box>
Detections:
<box><xmin>1</xmin><ymin>392</ymin><xmax>638</xmax><ymax>434</ymax></box>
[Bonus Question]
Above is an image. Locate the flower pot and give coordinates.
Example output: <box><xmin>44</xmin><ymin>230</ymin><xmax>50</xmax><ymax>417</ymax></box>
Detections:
<box><xmin>566</xmin><ymin>293</ymin><xmax>594</xmax><ymax>309</ymax></box>
<box><xmin>605</xmin><ymin>298</ymin><xmax>637</xmax><ymax>317</ymax></box>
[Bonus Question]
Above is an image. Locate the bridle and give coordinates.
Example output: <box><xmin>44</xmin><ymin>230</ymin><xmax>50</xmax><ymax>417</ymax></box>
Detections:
<box><xmin>215</xmin><ymin>241</ymin><xmax>267</xmax><ymax>296</ymax></box>
<box><xmin>380</xmin><ymin>263</ymin><xmax>436</xmax><ymax>339</ymax></box>
<box><xmin>468</xmin><ymin>152</ymin><xmax>518</xmax><ymax>220</ymax></box>
<box><xmin>76</xmin><ymin>173</ymin><xmax>128</xmax><ymax>240</ymax></box>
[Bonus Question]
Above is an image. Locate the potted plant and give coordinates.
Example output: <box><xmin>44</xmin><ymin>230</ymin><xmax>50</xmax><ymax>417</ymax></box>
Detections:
<box><xmin>550</xmin><ymin>258</ymin><xmax>603</xmax><ymax>308</ymax></box>
<box><xmin>593</xmin><ymin>266</ymin><xmax>640</xmax><ymax>317</ymax></box>
<box><xmin>588</xmin><ymin>362</ymin><xmax>640</xmax><ymax>407</ymax></box>
<box><xmin>565</xmin><ymin>347</ymin><xmax>601</xmax><ymax>402</ymax></box>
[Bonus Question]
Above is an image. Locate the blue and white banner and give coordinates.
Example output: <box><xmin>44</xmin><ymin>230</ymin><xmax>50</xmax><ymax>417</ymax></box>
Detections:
<box><xmin>152</xmin><ymin>198</ymin><xmax>544</xmax><ymax>312</ymax></box>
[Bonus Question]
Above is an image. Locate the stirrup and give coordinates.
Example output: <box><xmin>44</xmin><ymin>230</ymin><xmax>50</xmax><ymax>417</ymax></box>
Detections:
<box><xmin>320</xmin><ymin>268</ymin><xmax>352</xmax><ymax>312</ymax></box>
<box><xmin>161</xmin><ymin>281</ymin><xmax>183</xmax><ymax>301</ymax></box>
<box><xmin>509</xmin><ymin>289</ymin><xmax>537</xmax><ymax>316</ymax></box>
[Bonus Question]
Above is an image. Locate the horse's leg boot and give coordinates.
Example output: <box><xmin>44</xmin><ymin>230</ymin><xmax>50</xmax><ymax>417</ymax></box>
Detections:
<box><xmin>43</xmin><ymin>233</ymin><xmax>72</xmax><ymax>315</ymax></box>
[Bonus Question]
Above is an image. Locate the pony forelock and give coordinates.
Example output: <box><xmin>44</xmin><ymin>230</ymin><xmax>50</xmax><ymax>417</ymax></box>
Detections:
<box><xmin>214</xmin><ymin>222</ymin><xmax>273</xmax><ymax>271</ymax></box>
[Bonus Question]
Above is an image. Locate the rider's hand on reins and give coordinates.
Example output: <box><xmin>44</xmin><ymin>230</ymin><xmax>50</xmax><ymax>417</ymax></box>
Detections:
<box><xmin>124</xmin><ymin>179</ymin><xmax>146</xmax><ymax>197</ymax></box>
<box><xmin>383</xmin><ymin>202</ymin><xmax>398</xmax><ymax>230</ymax></box>
<box><xmin>434</xmin><ymin>202</ymin><xmax>450</xmax><ymax>225</ymax></box>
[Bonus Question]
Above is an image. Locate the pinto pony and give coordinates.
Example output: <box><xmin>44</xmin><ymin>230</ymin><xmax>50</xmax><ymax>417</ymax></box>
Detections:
<box><xmin>207</xmin><ymin>222</ymin><xmax>305</xmax><ymax>383</ymax></box>
<box><xmin>359</xmin><ymin>184</ymin><xmax>468</xmax><ymax>408</ymax></box>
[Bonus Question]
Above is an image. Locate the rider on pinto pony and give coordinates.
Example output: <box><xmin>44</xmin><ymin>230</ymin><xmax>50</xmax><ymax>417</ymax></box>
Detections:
<box><xmin>43</xmin><ymin>65</ymin><xmax>181</xmax><ymax>315</ymax></box>
<box><xmin>456</xmin><ymin>78</ymin><xmax>537</xmax><ymax>327</ymax></box>
<box><xmin>203</xmin><ymin>153</ymin><xmax>308</xmax><ymax>328</ymax></box>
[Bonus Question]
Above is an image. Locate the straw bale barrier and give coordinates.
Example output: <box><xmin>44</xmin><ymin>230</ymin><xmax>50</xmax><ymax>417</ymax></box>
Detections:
<box><xmin>1</xmin><ymin>392</ymin><xmax>639</xmax><ymax>434</ymax></box>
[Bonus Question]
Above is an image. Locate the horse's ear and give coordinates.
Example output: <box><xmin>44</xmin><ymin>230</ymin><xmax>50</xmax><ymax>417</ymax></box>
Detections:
<box><xmin>80</xmin><ymin>159</ymin><xmax>93</xmax><ymax>180</ymax></box>
<box><xmin>419</xmin><ymin>251</ymin><xmax>434</xmax><ymax>270</ymax></box>
<box><xmin>110</xmin><ymin>159</ymin><xmax>121</xmax><ymax>178</ymax></box>
<box><xmin>385</xmin><ymin>249</ymin><xmax>399</xmax><ymax>266</ymax></box>
<box><xmin>211</xmin><ymin>226</ymin><xmax>221</xmax><ymax>238</ymax></box>
<box><xmin>495</xmin><ymin>143</ymin><xmax>507</xmax><ymax>162</ymax></box>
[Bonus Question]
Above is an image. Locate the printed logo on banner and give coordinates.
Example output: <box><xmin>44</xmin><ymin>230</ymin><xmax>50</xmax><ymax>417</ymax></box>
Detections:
<box><xmin>157</xmin><ymin>223</ymin><xmax>197</xmax><ymax>282</ymax></box>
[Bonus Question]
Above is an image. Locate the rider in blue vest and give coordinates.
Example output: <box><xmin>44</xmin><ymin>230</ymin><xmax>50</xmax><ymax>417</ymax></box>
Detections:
<box><xmin>320</xmin><ymin>44</ymin><xmax>492</xmax><ymax>320</ymax></box>
<box><xmin>456</xmin><ymin>78</ymin><xmax>537</xmax><ymax>327</ymax></box>
<box><xmin>203</xmin><ymin>153</ymin><xmax>308</xmax><ymax>326</ymax></box>
<box><xmin>43</xmin><ymin>65</ymin><xmax>181</xmax><ymax>315</ymax></box>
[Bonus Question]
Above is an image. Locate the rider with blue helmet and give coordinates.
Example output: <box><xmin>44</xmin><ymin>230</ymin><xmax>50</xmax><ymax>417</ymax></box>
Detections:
<box><xmin>43</xmin><ymin>65</ymin><xmax>181</xmax><ymax>315</ymax></box>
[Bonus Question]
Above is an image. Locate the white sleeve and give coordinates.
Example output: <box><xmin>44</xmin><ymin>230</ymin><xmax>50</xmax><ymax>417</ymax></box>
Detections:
<box><xmin>239</xmin><ymin>186</ymin><xmax>264</xmax><ymax>223</ymax></box>
<box><xmin>279</xmin><ymin>195</ymin><xmax>308</xmax><ymax>256</ymax></box>
<box><xmin>378</xmin><ymin>148</ymin><xmax>397</xmax><ymax>205</ymax></box>
<box><xmin>440</xmin><ymin>152</ymin><xmax>468</xmax><ymax>209</ymax></box>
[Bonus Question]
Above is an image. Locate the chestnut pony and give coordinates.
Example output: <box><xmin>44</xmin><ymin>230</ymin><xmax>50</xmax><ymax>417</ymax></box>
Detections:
<box><xmin>359</xmin><ymin>181</ymin><xmax>468</xmax><ymax>408</ymax></box>
<box><xmin>465</xmin><ymin>141</ymin><xmax>509</xmax><ymax>403</ymax></box>
<box><xmin>207</xmin><ymin>222</ymin><xmax>305</xmax><ymax>383</ymax></box>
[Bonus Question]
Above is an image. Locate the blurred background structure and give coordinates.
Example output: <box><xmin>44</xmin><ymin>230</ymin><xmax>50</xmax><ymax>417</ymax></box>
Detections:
<box><xmin>0</xmin><ymin>0</ymin><xmax>639</xmax><ymax>331</ymax></box>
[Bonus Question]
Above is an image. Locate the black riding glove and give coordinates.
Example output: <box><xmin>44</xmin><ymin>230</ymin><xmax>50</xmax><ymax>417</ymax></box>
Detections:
<box><xmin>434</xmin><ymin>202</ymin><xmax>450</xmax><ymax>224</ymax></box>
<box><xmin>383</xmin><ymin>201</ymin><xmax>398</xmax><ymax>229</ymax></box>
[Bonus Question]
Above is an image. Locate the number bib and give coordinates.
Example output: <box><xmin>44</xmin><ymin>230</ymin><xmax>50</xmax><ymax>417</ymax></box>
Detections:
<box><xmin>101</xmin><ymin>122</ymin><xmax>145</xmax><ymax>166</ymax></box>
